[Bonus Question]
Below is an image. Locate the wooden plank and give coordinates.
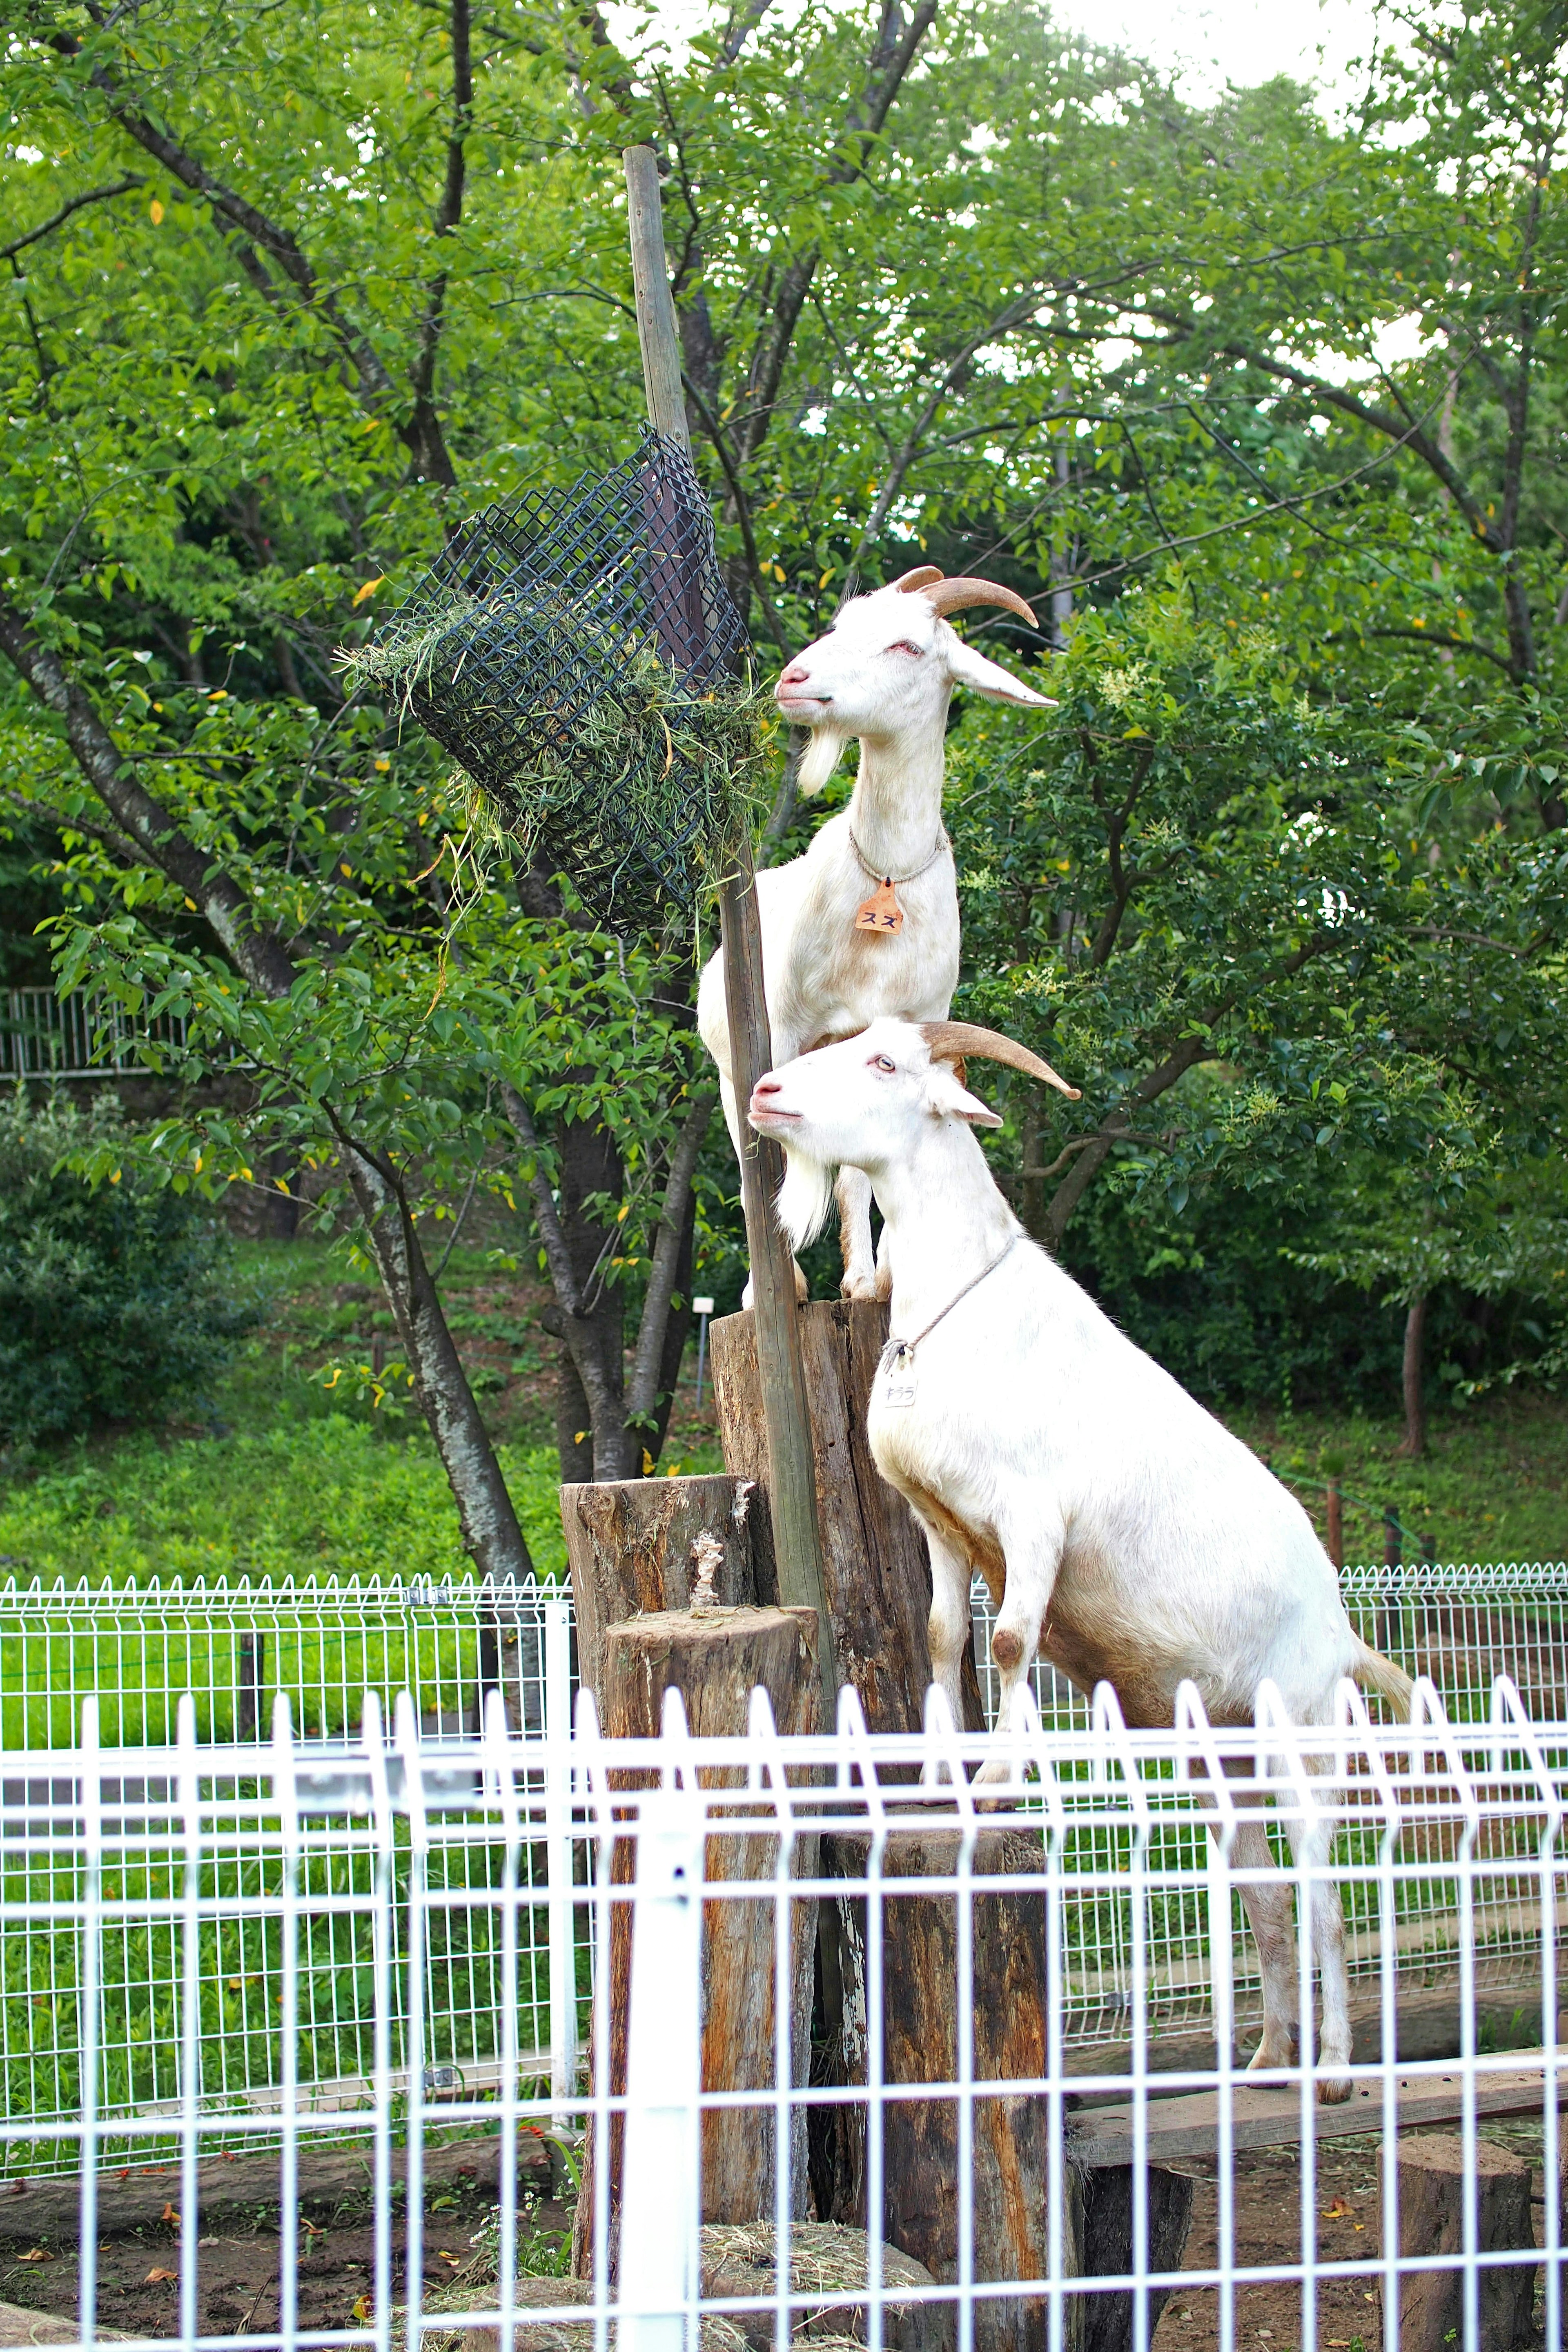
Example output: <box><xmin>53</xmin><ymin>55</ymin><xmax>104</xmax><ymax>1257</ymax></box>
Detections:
<box><xmin>1069</xmin><ymin>2061</ymin><xmax>1564</xmax><ymax>2167</ymax></box>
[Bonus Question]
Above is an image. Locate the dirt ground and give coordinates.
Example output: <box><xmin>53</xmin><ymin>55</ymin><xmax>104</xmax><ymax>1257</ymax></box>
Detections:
<box><xmin>0</xmin><ymin>2129</ymin><xmax>1555</xmax><ymax>2346</ymax></box>
<box><xmin>0</xmin><ymin>2170</ymin><xmax>572</xmax><ymax>2341</ymax></box>
<box><xmin>1152</xmin><ymin>2124</ymin><xmax>1557</xmax><ymax>2352</ymax></box>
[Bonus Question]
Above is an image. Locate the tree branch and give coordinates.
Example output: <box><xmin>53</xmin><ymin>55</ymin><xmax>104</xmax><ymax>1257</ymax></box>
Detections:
<box><xmin>48</xmin><ymin>23</ymin><xmax>400</xmax><ymax>416</ymax></box>
<box><xmin>0</xmin><ymin>599</ymin><xmax>298</xmax><ymax>999</ymax></box>
<box><xmin>0</xmin><ymin>173</ymin><xmax>145</xmax><ymax>262</ymax></box>
<box><xmin>405</xmin><ymin>0</ymin><xmax>470</xmax><ymax>488</ymax></box>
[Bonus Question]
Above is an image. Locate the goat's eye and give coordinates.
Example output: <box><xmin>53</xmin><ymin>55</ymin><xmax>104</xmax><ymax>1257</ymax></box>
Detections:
<box><xmin>873</xmin><ymin>1054</ymin><xmax>896</xmax><ymax>1073</ymax></box>
<box><xmin>885</xmin><ymin>640</ymin><xmax>922</xmax><ymax>657</ymax></box>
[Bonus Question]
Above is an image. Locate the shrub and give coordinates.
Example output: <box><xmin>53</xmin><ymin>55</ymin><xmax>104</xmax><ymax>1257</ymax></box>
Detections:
<box><xmin>0</xmin><ymin>1092</ymin><xmax>259</xmax><ymax>1446</ymax></box>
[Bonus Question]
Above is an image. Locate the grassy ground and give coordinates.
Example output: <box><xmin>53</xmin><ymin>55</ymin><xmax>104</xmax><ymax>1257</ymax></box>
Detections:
<box><xmin>1229</xmin><ymin>1393</ymin><xmax>1568</xmax><ymax>1568</ymax></box>
<box><xmin>0</xmin><ymin>1236</ymin><xmax>1563</xmax><ymax>1606</ymax></box>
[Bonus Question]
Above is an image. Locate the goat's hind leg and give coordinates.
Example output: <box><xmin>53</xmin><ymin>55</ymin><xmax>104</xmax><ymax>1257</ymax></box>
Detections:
<box><xmin>1223</xmin><ymin>1815</ymin><xmax>1303</xmax><ymax>2076</ymax></box>
<box><xmin>836</xmin><ymin>1166</ymin><xmax>880</xmax><ymax>1301</ymax></box>
<box><xmin>1291</xmin><ymin>1751</ymin><xmax>1353</xmax><ymax>2103</ymax></box>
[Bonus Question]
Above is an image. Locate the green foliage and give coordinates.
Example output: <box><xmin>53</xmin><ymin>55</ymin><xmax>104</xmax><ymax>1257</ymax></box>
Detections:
<box><xmin>0</xmin><ymin>1092</ymin><xmax>258</xmax><ymax>1448</ymax></box>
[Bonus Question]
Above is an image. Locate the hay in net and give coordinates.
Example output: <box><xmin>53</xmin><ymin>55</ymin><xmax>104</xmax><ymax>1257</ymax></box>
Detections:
<box><xmin>345</xmin><ymin>430</ymin><xmax>763</xmax><ymax>935</ymax></box>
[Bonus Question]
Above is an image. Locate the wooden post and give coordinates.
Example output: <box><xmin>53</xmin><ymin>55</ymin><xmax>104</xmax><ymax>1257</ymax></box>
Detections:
<box><xmin>1386</xmin><ymin>2133</ymin><xmax>1537</xmax><ymax>2352</ymax></box>
<box><xmin>710</xmin><ymin>1300</ymin><xmax>985</xmax><ymax>1732</ymax></box>
<box><xmin>621</xmin><ymin>143</ymin><xmax>833</xmax><ymax>1727</ymax></box>
<box><xmin>560</xmin><ymin>1471</ymin><xmax>758</xmax><ymax>1698</ymax></box>
<box><xmin>712</xmin><ymin>1298</ymin><xmax>1045</xmax><ymax>2348</ymax></box>
<box><xmin>569</xmin><ymin>1604</ymin><xmax>819</xmax><ymax>2271</ymax></box>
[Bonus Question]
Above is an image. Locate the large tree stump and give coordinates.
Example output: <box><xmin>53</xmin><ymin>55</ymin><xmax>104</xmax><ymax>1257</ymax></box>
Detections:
<box><xmin>710</xmin><ymin>1303</ymin><xmax>969</xmax><ymax>1728</ymax></box>
<box><xmin>713</xmin><ymin>1301</ymin><xmax>1049</xmax><ymax>2350</ymax></box>
<box><xmin>570</xmin><ymin>1605</ymin><xmax>819</xmax><ymax>2276</ymax></box>
<box><xmin>561</xmin><ymin>1472</ymin><xmax>758</xmax><ymax>1697</ymax></box>
<box><xmin>1386</xmin><ymin>2133</ymin><xmax>1537</xmax><ymax>2352</ymax></box>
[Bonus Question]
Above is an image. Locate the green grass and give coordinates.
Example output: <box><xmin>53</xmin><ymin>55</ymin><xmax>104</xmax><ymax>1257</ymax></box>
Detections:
<box><xmin>1229</xmin><ymin>1391</ymin><xmax>1568</xmax><ymax>1568</ymax></box>
<box><xmin>0</xmin><ymin>1414</ymin><xmax>575</xmax><ymax>1587</ymax></box>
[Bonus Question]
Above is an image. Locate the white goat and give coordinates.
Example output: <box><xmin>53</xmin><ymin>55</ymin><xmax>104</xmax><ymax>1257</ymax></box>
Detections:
<box><xmin>696</xmin><ymin>568</ymin><xmax>1051</xmax><ymax>1301</ymax></box>
<box><xmin>748</xmin><ymin>1015</ymin><xmax>1414</xmax><ymax>2100</ymax></box>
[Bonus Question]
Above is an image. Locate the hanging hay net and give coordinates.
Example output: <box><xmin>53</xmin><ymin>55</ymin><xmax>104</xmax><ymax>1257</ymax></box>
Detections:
<box><xmin>345</xmin><ymin>429</ymin><xmax>766</xmax><ymax>935</ymax></box>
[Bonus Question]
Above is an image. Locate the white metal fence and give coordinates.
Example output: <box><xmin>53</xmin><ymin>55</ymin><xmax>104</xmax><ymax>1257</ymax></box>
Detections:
<box><xmin>0</xmin><ymin>1564</ymin><xmax>1564</xmax><ymax>2180</ymax></box>
<box><xmin>0</xmin><ymin>988</ymin><xmax>209</xmax><ymax>1081</ymax></box>
<box><xmin>2</xmin><ymin>1679</ymin><xmax>1563</xmax><ymax>2351</ymax></box>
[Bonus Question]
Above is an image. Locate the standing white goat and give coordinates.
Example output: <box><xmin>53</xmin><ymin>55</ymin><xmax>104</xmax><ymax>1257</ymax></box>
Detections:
<box><xmin>696</xmin><ymin>568</ymin><xmax>1051</xmax><ymax>1300</ymax></box>
<box><xmin>748</xmin><ymin>1015</ymin><xmax>1414</xmax><ymax>2101</ymax></box>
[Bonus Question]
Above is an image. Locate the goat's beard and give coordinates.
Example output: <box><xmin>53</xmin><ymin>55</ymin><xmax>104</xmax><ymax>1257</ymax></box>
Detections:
<box><xmin>796</xmin><ymin>724</ymin><xmax>846</xmax><ymax>797</ymax></box>
<box><xmin>774</xmin><ymin>1146</ymin><xmax>836</xmax><ymax>1254</ymax></box>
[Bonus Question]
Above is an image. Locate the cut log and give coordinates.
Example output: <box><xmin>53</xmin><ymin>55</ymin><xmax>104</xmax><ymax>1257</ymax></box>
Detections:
<box><xmin>1073</xmin><ymin>2165</ymin><xmax>1196</xmax><ymax>2352</ymax></box>
<box><xmin>1388</xmin><ymin>2132</ymin><xmax>1537</xmax><ymax>2352</ymax></box>
<box><xmin>873</xmin><ymin>1824</ymin><xmax>1055</xmax><ymax>2352</ymax></box>
<box><xmin>571</xmin><ymin>1606</ymin><xmax>819</xmax><ymax>2272</ymax></box>
<box><xmin>713</xmin><ymin>1301</ymin><xmax>1048</xmax><ymax>2349</ymax></box>
<box><xmin>561</xmin><ymin>1472</ymin><xmax>757</xmax><ymax>1697</ymax></box>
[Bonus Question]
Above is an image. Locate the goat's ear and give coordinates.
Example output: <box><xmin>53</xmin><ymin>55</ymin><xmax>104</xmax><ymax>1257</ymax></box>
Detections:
<box><xmin>945</xmin><ymin>634</ymin><xmax>1056</xmax><ymax>709</ymax></box>
<box><xmin>796</xmin><ymin>725</ymin><xmax>846</xmax><ymax>796</ymax></box>
<box><xmin>928</xmin><ymin>1065</ymin><xmax>1004</xmax><ymax>1128</ymax></box>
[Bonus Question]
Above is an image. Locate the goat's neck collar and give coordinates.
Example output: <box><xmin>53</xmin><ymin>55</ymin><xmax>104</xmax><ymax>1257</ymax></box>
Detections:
<box><xmin>847</xmin><ymin>718</ymin><xmax>949</xmax><ymax>877</ymax></box>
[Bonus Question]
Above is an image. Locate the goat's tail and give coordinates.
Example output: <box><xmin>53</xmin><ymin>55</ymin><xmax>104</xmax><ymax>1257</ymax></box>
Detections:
<box><xmin>1352</xmin><ymin>1637</ymin><xmax>1414</xmax><ymax>1722</ymax></box>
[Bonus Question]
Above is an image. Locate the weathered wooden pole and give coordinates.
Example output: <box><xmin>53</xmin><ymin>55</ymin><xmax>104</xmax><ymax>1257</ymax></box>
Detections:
<box><xmin>622</xmin><ymin>143</ymin><xmax>834</xmax><ymax>1725</ymax></box>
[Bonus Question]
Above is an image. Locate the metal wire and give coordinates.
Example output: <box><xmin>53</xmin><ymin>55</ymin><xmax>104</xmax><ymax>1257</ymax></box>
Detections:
<box><xmin>365</xmin><ymin>429</ymin><xmax>751</xmax><ymax>933</ymax></box>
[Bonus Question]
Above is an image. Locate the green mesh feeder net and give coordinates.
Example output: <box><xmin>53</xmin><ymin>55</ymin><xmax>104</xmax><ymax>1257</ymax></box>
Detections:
<box><xmin>348</xmin><ymin>429</ymin><xmax>765</xmax><ymax>935</ymax></box>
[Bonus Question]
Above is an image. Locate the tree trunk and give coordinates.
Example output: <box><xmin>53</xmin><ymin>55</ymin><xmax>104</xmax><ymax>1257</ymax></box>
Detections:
<box><xmin>343</xmin><ymin>1146</ymin><xmax>535</xmax><ymax>1580</ymax></box>
<box><xmin>1401</xmin><ymin>1291</ymin><xmax>1428</xmax><ymax>1459</ymax></box>
<box><xmin>551</xmin><ymin>1110</ymin><xmax>631</xmax><ymax>1479</ymax></box>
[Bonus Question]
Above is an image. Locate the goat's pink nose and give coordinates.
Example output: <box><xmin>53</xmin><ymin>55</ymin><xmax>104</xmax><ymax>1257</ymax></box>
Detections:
<box><xmin>779</xmin><ymin>661</ymin><xmax>810</xmax><ymax>686</ymax></box>
<box><xmin>753</xmin><ymin>1078</ymin><xmax>782</xmax><ymax>1097</ymax></box>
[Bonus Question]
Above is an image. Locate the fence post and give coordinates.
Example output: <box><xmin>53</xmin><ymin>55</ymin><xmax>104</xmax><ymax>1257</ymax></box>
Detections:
<box><xmin>543</xmin><ymin>1592</ymin><xmax>580</xmax><ymax>2102</ymax></box>
<box><xmin>617</xmin><ymin>1755</ymin><xmax>705</xmax><ymax>2352</ymax></box>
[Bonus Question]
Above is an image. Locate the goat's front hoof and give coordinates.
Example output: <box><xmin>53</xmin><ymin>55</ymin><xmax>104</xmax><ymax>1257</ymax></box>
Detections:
<box><xmin>840</xmin><ymin>1271</ymin><xmax>879</xmax><ymax>1303</ymax></box>
<box><xmin>1245</xmin><ymin>2037</ymin><xmax>1294</xmax><ymax>2075</ymax></box>
<box><xmin>1316</xmin><ymin>2073</ymin><xmax>1354</xmax><ymax>2106</ymax></box>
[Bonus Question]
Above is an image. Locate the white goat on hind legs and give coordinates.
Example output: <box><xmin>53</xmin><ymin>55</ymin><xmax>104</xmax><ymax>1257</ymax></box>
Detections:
<box><xmin>748</xmin><ymin>1015</ymin><xmax>1415</xmax><ymax>2103</ymax></box>
<box><xmin>695</xmin><ymin>566</ymin><xmax>1051</xmax><ymax>1304</ymax></box>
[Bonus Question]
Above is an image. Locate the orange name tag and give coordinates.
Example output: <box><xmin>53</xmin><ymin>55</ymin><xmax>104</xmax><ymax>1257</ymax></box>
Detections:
<box><xmin>855</xmin><ymin>878</ymin><xmax>903</xmax><ymax>934</ymax></box>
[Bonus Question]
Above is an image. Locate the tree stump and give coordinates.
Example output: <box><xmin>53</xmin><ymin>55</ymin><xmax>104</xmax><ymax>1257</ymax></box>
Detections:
<box><xmin>570</xmin><ymin>1605</ymin><xmax>819</xmax><ymax>2275</ymax></box>
<box><xmin>1387</xmin><ymin>2133</ymin><xmax>1537</xmax><ymax>2352</ymax></box>
<box><xmin>713</xmin><ymin>1301</ymin><xmax>1049</xmax><ymax>2350</ymax></box>
<box><xmin>561</xmin><ymin>1472</ymin><xmax>758</xmax><ymax>1697</ymax></box>
<box><xmin>710</xmin><ymin>1303</ymin><xmax>973</xmax><ymax>1728</ymax></box>
<box><xmin>1073</xmin><ymin>2165</ymin><xmax>1196</xmax><ymax>2352</ymax></box>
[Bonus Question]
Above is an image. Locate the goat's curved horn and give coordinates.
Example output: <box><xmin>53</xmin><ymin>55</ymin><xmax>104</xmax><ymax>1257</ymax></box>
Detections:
<box><xmin>922</xmin><ymin>576</ymin><xmax>1038</xmax><ymax>628</ymax></box>
<box><xmin>920</xmin><ymin>1021</ymin><xmax>1080</xmax><ymax>1100</ymax></box>
<box><xmin>890</xmin><ymin>565</ymin><xmax>944</xmax><ymax>593</ymax></box>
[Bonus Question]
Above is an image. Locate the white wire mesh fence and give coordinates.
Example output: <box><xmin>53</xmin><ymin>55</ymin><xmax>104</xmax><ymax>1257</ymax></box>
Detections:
<box><xmin>0</xmin><ymin>989</ymin><xmax>210</xmax><ymax>1081</ymax></box>
<box><xmin>0</xmin><ymin>1565</ymin><xmax>1564</xmax><ymax>2181</ymax></box>
<box><xmin>3</xmin><ymin>1679</ymin><xmax>1564</xmax><ymax>2352</ymax></box>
